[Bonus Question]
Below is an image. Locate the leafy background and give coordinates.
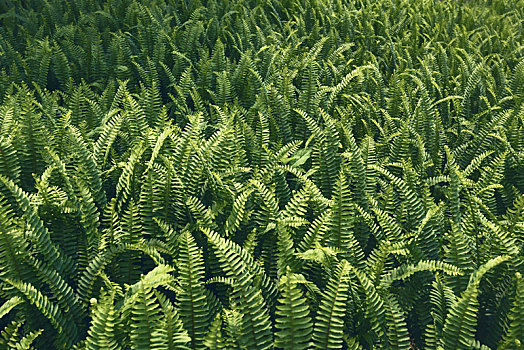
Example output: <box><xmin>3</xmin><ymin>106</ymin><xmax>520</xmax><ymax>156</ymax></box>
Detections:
<box><xmin>0</xmin><ymin>0</ymin><xmax>523</xmax><ymax>348</ymax></box>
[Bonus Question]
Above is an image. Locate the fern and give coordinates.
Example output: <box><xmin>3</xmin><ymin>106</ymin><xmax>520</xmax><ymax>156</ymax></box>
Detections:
<box><xmin>0</xmin><ymin>0</ymin><xmax>522</xmax><ymax>348</ymax></box>
<box><xmin>177</xmin><ymin>231</ymin><xmax>210</xmax><ymax>349</ymax></box>
<box><xmin>442</xmin><ymin>255</ymin><xmax>510</xmax><ymax>349</ymax></box>
<box><xmin>203</xmin><ymin>228</ymin><xmax>274</xmax><ymax>350</ymax></box>
<box><xmin>0</xmin><ymin>297</ymin><xmax>23</xmax><ymax>320</ymax></box>
<box><xmin>3</xmin><ymin>279</ymin><xmax>79</xmax><ymax>349</ymax></box>
<box><xmin>85</xmin><ymin>290</ymin><xmax>120</xmax><ymax>350</ymax></box>
<box><xmin>128</xmin><ymin>280</ymin><xmax>164</xmax><ymax>349</ymax></box>
<box><xmin>384</xmin><ymin>295</ymin><xmax>410</xmax><ymax>350</ymax></box>
<box><xmin>275</xmin><ymin>270</ymin><xmax>313</xmax><ymax>350</ymax></box>
<box><xmin>499</xmin><ymin>272</ymin><xmax>524</xmax><ymax>348</ymax></box>
<box><xmin>312</xmin><ymin>260</ymin><xmax>351</xmax><ymax>350</ymax></box>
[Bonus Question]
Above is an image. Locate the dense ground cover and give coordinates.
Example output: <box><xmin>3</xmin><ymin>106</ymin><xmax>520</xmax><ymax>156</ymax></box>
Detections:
<box><xmin>0</xmin><ymin>0</ymin><xmax>523</xmax><ymax>348</ymax></box>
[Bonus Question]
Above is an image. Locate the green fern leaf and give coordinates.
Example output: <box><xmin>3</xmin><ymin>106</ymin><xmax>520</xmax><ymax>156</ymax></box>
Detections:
<box><xmin>312</xmin><ymin>260</ymin><xmax>351</xmax><ymax>350</ymax></box>
<box><xmin>443</xmin><ymin>256</ymin><xmax>510</xmax><ymax>349</ymax></box>
<box><xmin>275</xmin><ymin>270</ymin><xmax>313</xmax><ymax>350</ymax></box>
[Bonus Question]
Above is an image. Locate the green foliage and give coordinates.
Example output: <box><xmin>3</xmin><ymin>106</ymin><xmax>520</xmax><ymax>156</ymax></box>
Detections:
<box><xmin>0</xmin><ymin>0</ymin><xmax>523</xmax><ymax>348</ymax></box>
<box><xmin>275</xmin><ymin>270</ymin><xmax>313</xmax><ymax>350</ymax></box>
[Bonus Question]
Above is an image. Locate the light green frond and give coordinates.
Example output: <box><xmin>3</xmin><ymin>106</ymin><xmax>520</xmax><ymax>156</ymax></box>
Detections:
<box><xmin>442</xmin><ymin>256</ymin><xmax>510</xmax><ymax>349</ymax></box>
<box><xmin>275</xmin><ymin>269</ymin><xmax>313</xmax><ymax>350</ymax></box>
<box><xmin>203</xmin><ymin>228</ymin><xmax>273</xmax><ymax>350</ymax></box>
<box><xmin>312</xmin><ymin>260</ymin><xmax>351</xmax><ymax>350</ymax></box>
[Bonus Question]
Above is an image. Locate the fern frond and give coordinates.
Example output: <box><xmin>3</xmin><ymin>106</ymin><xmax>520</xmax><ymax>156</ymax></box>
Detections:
<box><xmin>0</xmin><ymin>136</ymin><xmax>20</xmax><ymax>184</ymax></box>
<box><xmin>275</xmin><ymin>269</ymin><xmax>313</xmax><ymax>350</ymax></box>
<box><xmin>4</xmin><ymin>279</ymin><xmax>78</xmax><ymax>349</ymax></box>
<box><xmin>178</xmin><ymin>230</ymin><xmax>210</xmax><ymax>349</ymax></box>
<box><xmin>442</xmin><ymin>255</ymin><xmax>510</xmax><ymax>349</ymax></box>
<box><xmin>312</xmin><ymin>260</ymin><xmax>351</xmax><ymax>350</ymax></box>
<box><xmin>380</xmin><ymin>260</ymin><xmax>463</xmax><ymax>290</ymax></box>
<box><xmin>85</xmin><ymin>289</ymin><xmax>119</xmax><ymax>350</ymax></box>
<box><xmin>203</xmin><ymin>228</ymin><xmax>273</xmax><ymax>350</ymax></box>
<box><xmin>499</xmin><ymin>272</ymin><xmax>524</xmax><ymax>347</ymax></box>
<box><xmin>129</xmin><ymin>280</ymin><xmax>164</xmax><ymax>349</ymax></box>
<box><xmin>0</xmin><ymin>175</ymin><xmax>74</xmax><ymax>275</ymax></box>
<box><xmin>154</xmin><ymin>291</ymin><xmax>192</xmax><ymax>350</ymax></box>
<box><xmin>384</xmin><ymin>295</ymin><xmax>410</xmax><ymax>350</ymax></box>
<box><xmin>0</xmin><ymin>297</ymin><xmax>23</xmax><ymax>320</ymax></box>
<box><xmin>13</xmin><ymin>328</ymin><xmax>43</xmax><ymax>350</ymax></box>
